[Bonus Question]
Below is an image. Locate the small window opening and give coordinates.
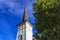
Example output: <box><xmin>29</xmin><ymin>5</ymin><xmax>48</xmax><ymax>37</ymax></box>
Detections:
<box><xmin>20</xmin><ymin>35</ymin><xmax>22</xmax><ymax>40</ymax></box>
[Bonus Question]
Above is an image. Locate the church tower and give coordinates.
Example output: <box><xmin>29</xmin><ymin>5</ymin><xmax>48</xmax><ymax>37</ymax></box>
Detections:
<box><xmin>16</xmin><ymin>8</ymin><xmax>33</xmax><ymax>40</ymax></box>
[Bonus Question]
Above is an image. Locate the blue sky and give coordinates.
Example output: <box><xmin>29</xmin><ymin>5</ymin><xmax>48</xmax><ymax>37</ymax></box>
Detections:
<box><xmin>0</xmin><ymin>0</ymin><xmax>36</xmax><ymax>40</ymax></box>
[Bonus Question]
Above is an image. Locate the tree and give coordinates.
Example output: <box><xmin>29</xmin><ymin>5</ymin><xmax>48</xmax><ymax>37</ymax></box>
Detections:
<box><xmin>33</xmin><ymin>0</ymin><xmax>60</xmax><ymax>40</ymax></box>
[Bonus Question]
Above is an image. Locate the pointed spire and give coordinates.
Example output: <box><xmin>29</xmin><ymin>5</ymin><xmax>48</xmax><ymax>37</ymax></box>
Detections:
<box><xmin>23</xmin><ymin>7</ymin><xmax>28</xmax><ymax>22</ymax></box>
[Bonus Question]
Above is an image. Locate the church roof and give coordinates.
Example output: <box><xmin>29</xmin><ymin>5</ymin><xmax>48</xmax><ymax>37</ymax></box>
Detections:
<box><xmin>16</xmin><ymin>8</ymin><xmax>28</xmax><ymax>26</ymax></box>
<box><xmin>16</xmin><ymin>7</ymin><xmax>33</xmax><ymax>27</ymax></box>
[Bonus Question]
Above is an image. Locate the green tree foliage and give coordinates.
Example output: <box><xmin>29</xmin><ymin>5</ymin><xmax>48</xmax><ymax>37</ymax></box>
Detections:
<box><xmin>33</xmin><ymin>0</ymin><xmax>60</xmax><ymax>40</ymax></box>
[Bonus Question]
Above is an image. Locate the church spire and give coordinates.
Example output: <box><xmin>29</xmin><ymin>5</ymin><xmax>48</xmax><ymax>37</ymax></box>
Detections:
<box><xmin>22</xmin><ymin>0</ymin><xmax>28</xmax><ymax>22</ymax></box>
<box><xmin>22</xmin><ymin>7</ymin><xmax>28</xmax><ymax>22</ymax></box>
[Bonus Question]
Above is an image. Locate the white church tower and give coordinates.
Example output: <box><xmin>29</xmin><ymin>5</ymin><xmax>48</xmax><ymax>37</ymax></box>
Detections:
<box><xmin>16</xmin><ymin>8</ymin><xmax>33</xmax><ymax>40</ymax></box>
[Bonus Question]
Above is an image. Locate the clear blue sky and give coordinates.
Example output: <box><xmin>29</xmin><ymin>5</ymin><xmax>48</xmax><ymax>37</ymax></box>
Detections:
<box><xmin>0</xmin><ymin>0</ymin><xmax>36</xmax><ymax>40</ymax></box>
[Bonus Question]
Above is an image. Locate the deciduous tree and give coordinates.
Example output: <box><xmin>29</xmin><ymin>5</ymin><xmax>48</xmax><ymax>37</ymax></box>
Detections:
<box><xmin>33</xmin><ymin>0</ymin><xmax>60</xmax><ymax>40</ymax></box>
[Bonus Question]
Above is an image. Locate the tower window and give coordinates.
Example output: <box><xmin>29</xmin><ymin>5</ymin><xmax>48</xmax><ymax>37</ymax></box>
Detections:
<box><xmin>20</xmin><ymin>35</ymin><xmax>22</xmax><ymax>40</ymax></box>
<box><xmin>33</xmin><ymin>39</ymin><xmax>34</xmax><ymax>40</ymax></box>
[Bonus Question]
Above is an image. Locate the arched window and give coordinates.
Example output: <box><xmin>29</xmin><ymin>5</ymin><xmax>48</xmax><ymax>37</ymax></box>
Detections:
<box><xmin>20</xmin><ymin>35</ymin><xmax>22</xmax><ymax>40</ymax></box>
<box><xmin>33</xmin><ymin>39</ymin><xmax>34</xmax><ymax>40</ymax></box>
